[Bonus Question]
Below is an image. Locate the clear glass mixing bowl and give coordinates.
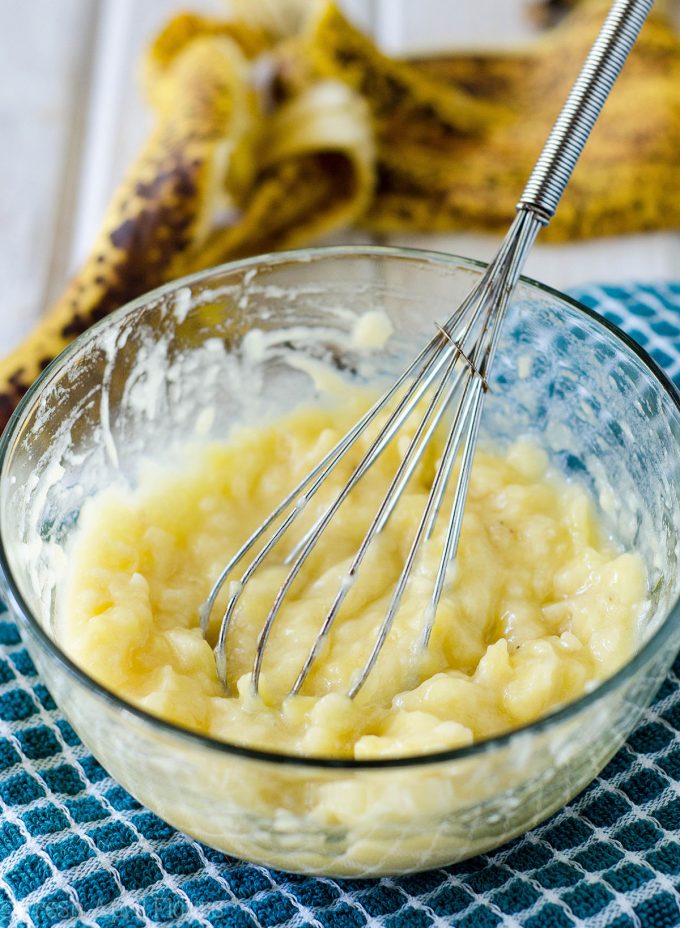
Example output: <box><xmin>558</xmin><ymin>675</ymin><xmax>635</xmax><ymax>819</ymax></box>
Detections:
<box><xmin>1</xmin><ymin>247</ymin><xmax>679</xmax><ymax>877</ymax></box>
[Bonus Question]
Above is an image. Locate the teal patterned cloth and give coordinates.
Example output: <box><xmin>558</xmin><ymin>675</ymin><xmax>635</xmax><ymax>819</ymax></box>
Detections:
<box><xmin>0</xmin><ymin>281</ymin><xmax>679</xmax><ymax>928</ymax></box>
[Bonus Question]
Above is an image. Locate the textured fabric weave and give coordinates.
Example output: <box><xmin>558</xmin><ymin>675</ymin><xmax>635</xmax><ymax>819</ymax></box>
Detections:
<box><xmin>0</xmin><ymin>281</ymin><xmax>679</xmax><ymax>928</ymax></box>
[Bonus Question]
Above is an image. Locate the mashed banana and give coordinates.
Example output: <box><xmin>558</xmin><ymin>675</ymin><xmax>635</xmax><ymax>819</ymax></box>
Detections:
<box><xmin>60</xmin><ymin>391</ymin><xmax>645</xmax><ymax>759</ymax></box>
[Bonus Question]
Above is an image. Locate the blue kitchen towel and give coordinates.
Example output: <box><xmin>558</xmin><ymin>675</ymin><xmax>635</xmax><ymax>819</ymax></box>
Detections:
<box><xmin>0</xmin><ymin>281</ymin><xmax>679</xmax><ymax>928</ymax></box>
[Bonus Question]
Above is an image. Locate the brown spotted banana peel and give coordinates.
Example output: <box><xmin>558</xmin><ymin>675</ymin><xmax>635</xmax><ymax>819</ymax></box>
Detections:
<box><xmin>3</xmin><ymin>0</ymin><xmax>679</xmax><ymax>429</ymax></box>
<box><xmin>302</xmin><ymin>1</ymin><xmax>512</xmax><ymax>140</ymax></box>
<box><xmin>272</xmin><ymin>0</ymin><xmax>679</xmax><ymax>241</ymax></box>
<box><xmin>359</xmin><ymin>0</ymin><xmax>680</xmax><ymax>240</ymax></box>
<box><xmin>0</xmin><ymin>35</ymin><xmax>259</xmax><ymax>431</ymax></box>
<box><xmin>0</xmin><ymin>14</ymin><xmax>374</xmax><ymax>431</ymax></box>
<box><xmin>142</xmin><ymin>10</ymin><xmax>272</xmax><ymax>104</ymax></box>
<box><xmin>183</xmin><ymin>80</ymin><xmax>375</xmax><ymax>272</ymax></box>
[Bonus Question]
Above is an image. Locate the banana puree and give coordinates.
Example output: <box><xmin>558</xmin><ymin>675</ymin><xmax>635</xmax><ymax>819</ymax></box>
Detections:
<box><xmin>59</xmin><ymin>391</ymin><xmax>645</xmax><ymax>760</ymax></box>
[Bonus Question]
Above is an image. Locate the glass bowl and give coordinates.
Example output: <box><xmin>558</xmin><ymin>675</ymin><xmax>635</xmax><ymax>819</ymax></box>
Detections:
<box><xmin>1</xmin><ymin>247</ymin><xmax>679</xmax><ymax>878</ymax></box>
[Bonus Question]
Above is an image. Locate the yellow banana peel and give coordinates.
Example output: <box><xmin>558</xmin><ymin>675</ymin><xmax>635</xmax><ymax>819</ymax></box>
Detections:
<box><xmin>183</xmin><ymin>80</ymin><xmax>374</xmax><ymax>270</ymax></box>
<box><xmin>2</xmin><ymin>0</ymin><xmax>679</xmax><ymax>430</ymax></box>
<box><xmin>143</xmin><ymin>10</ymin><xmax>271</xmax><ymax>104</ymax></box>
<box><xmin>0</xmin><ymin>35</ymin><xmax>259</xmax><ymax>425</ymax></box>
<box><xmin>365</xmin><ymin>0</ymin><xmax>680</xmax><ymax>240</ymax></box>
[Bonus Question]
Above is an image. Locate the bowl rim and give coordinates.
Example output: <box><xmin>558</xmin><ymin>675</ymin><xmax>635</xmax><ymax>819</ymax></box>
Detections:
<box><xmin>1</xmin><ymin>243</ymin><xmax>679</xmax><ymax>770</ymax></box>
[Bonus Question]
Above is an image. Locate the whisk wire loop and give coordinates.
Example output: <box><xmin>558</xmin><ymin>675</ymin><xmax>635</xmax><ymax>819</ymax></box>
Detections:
<box><xmin>349</xmin><ymin>211</ymin><xmax>542</xmax><ymax>691</ymax></box>
<box><xmin>250</xmin><ymin>236</ymin><xmax>531</xmax><ymax>694</ymax></box>
<box><xmin>201</xmin><ymin>336</ymin><xmax>441</xmax><ymax>632</ymax></box>
<box><xmin>216</xmin><ymin>336</ymin><xmax>446</xmax><ymax>685</ymax></box>
<box><xmin>201</xmin><ymin>0</ymin><xmax>653</xmax><ymax>700</ymax></box>
<box><xmin>250</xmin><ymin>333</ymin><xmax>462</xmax><ymax>692</ymax></box>
<box><xmin>290</xmin><ymin>345</ymin><xmax>463</xmax><ymax>696</ymax></box>
<box><xmin>214</xmin><ymin>260</ymin><xmax>505</xmax><ymax>689</ymax></box>
<box><xmin>519</xmin><ymin>0</ymin><xmax>653</xmax><ymax>218</ymax></box>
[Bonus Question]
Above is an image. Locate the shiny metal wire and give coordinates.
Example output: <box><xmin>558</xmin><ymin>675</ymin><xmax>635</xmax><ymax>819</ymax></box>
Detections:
<box><xmin>201</xmin><ymin>0</ymin><xmax>653</xmax><ymax>698</ymax></box>
<box><xmin>518</xmin><ymin>0</ymin><xmax>653</xmax><ymax>219</ymax></box>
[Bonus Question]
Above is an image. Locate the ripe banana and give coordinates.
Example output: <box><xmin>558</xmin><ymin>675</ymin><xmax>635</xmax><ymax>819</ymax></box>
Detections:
<box><xmin>0</xmin><ymin>35</ymin><xmax>259</xmax><ymax>429</ymax></box>
<box><xmin>2</xmin><ymin>0</ymin><xmax>679</xmax><ymax>431</ymax></box>
<box><xmin>0</xmin><ymin>13</ymin><xmax>373</xmax><ymax>431</ymax></box>
<box><xmin>362</xmin><ymin>0</ymin><xmax>680</xmax><ymax>240</ymax></box>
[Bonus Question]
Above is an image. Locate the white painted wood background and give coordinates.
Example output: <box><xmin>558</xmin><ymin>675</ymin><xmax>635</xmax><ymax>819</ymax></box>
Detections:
<box><xmin>2</xmin><ymin>0</ymin><xmax>679</xmax><ymax>358</ymax></box>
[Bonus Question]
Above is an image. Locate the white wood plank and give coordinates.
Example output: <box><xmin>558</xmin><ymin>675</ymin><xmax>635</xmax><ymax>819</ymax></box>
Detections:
<box><xmin>71</xmin><ymin>0</ymin><xmax>221</xmax><ymax>267</ymax></box>
<box><xmin>71</xmin><ymin>0</ymin><xmax>372</xmax><ymax>266</ymax></box>
<box><xmin>375</xmin><ymin>0</ymin><xmax>538</xmax><ymax>55</ymax></box>
<box><xmin>0</xmin><ymin>0</ymin><xmax>96</xmax><ymax>354</ymax></box>
<box><xmin>390</xmin><ymin>231</ymin><xmax>680</xmax><ymax>292</ymax></box>
<box><xmin>2</xmin><ymin>0</ymin><xmax>678</xmax><ymax>371</ymax></box>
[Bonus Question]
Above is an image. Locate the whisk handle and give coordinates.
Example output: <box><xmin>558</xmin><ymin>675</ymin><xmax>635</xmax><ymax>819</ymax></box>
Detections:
<box><xmin>518</xmin><ymin>0</ymin><xmax>653</xmax><ymax>223</ymax></box>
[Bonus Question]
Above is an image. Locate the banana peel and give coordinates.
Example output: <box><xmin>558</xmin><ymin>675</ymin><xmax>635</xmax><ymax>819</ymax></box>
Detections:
<box><xmin>143</xmin><ymin>10</ymin><xmax>271</xmax><ymax>103</ymax></box>
<box><xmin>363</xmin><ymin>0</ymin><xmax>680</xmax><ymax>239</ymax></box>
<box><xmin>2</xmin><ymin>0</ymin><xmax>680</xmax><ymax>431</ymax></box>
<box><xmin>0</xmin><ymin>35</ymin><xmax>259</xmax><ymax>428</ymax></box>
<box><xmin>183</xmin><ymin>81</ymin><xmax>374</xmax><ymax>271</ymax></box>
<box><xmin>0</xmin><ymin>13</ymin><xmax>374</xmax><ymax>430</ymax></box>
<box><xmin>277</xmin><ymin>0</ymin><xmax>680</xmax><ymax>240</ymax></box>
<box><xmin>133</xmin><ymin>8</ymin><xmax>376</xmax><ymax>272</ymax></box>
<box><xmin>302</xmin><ymin>1</ymin><xmax>510</xmax><ymax>141</ymax></box>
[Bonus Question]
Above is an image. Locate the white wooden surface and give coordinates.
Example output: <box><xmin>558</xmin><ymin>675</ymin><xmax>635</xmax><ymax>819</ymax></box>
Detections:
<box><xmin>2</xmin><ymin>0</ymin><xmax>680</xmax><ymax>358</ymax></box>
<box><xmin>0</xmin><ymin>0</ymin><xmax>97</xmax><ymax>352</ymax></box>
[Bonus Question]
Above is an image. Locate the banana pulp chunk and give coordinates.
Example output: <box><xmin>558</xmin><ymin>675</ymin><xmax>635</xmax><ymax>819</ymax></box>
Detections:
<box><xmin>59</xmin><ymin>392</ymin><xmax>645</xmax><ymax>760</ymax></box>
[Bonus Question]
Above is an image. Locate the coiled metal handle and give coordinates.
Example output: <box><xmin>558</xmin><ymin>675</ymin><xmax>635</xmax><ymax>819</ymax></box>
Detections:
<box><xmin>518</xmin><ymin>0</ymin><xmax>653</xmax><ymax>222</ymax></box>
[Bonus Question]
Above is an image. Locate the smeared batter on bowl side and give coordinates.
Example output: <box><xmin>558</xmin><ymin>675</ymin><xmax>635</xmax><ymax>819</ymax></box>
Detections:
<box><xmin>59</xmin><ymin>389</ymin><xmax>645</xmax><ymax>759</ymax></box>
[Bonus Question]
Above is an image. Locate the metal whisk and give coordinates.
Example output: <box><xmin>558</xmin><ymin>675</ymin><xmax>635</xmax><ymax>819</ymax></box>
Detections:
<box><xmin>201</xmin><ymin>0</ymin><xmax>653</xmax><ymax>698</ymax></box>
